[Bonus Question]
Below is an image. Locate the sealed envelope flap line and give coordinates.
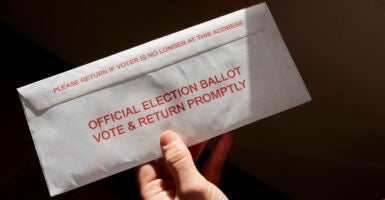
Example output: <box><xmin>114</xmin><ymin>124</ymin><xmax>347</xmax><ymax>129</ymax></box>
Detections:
<box><xmin>17</xmin><ymin>3</ymin><xmax>267</xmax><ymax>113</ymax></box>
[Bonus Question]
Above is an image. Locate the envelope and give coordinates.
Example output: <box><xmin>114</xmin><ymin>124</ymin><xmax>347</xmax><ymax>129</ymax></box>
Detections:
<box><xmin>18</xmin><ymin>2</ymin><xmax>311</xmax><ymax>196</ymax></box>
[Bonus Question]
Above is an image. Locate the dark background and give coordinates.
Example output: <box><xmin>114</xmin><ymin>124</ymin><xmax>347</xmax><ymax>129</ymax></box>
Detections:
<box><xmin>1</xmin><ymin>0</ymin><xmax>384</xmax><ymax>199</ymax></box>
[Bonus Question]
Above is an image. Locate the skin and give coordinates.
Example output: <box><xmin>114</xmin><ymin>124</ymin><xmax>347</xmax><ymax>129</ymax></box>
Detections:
<box><xmin>136</xmin><ymin>131</ymin><xmax>233</xmax><ymax>200</ymax></box>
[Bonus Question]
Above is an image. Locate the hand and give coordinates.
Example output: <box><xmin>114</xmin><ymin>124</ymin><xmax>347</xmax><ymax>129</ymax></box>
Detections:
<box><xmin>136</xmin><ymin>131</ymin><xmax>233</xmax><ymax>200</ymax></box>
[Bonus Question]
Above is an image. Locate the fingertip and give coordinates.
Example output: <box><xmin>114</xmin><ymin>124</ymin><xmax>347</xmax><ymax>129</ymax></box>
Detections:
<box><xmin>136</xmin><ymin>161</ymin><xmax>157</xmax><ymax>186</ymax></box>
<box><xmin>160</xmin><ymin>130</ymin><xmax>179</xmax><ymax>147</ymax></box>
<box><xmin>201</xmin><ymin>132</ymin><xmax>233</xmax><ymax>185</ymax></box>
<box><xmin>189</xmin><ymin>140</ymin><xmax>209</xmax><ymax>161</ymax></box>
<box><xmin>217</xmin><ymin>132</ymin><xmax>234</xmax><ymax>152</ymax></box>
<box><xmin>223</xmin><ymin>132</ymin><xmax>234</xmax><ymax>140</ymax></box>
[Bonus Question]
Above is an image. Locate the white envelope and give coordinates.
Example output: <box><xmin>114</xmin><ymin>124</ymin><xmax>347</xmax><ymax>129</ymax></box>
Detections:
<box><xmin>18</xmin><ymin>2</ymin><xmax>311</xmax><ymax>196</ymax></box>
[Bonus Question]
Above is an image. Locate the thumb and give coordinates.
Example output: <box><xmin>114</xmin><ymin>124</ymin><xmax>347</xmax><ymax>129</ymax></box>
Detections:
<box><xmin>160</xmin><ymin>131</ymin><xmax>201</xmax><ymax>188</ymax></box>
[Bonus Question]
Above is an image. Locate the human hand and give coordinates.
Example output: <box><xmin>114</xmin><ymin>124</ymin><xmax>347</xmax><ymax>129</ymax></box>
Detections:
<box><xmin>136</xmin><ymin>131</ymin><xmax>233</xmax><ymax>200</ymax></box>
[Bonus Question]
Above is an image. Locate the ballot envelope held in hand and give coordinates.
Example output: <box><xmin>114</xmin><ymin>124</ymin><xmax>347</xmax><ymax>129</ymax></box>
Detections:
<box><xmin>18</xmin><ymin>2</ymin><xmax>311</xmax><ymax>196</ymax></box>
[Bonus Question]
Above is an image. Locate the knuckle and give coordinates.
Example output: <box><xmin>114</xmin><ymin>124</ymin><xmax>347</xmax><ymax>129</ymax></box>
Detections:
<box><xmin>166</xmin><ymin>146</ymin><xmax>188</xmax><ymax>166</ymax></box>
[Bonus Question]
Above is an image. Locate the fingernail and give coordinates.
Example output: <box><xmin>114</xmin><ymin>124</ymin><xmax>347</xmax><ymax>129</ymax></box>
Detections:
<box><xmin>160</xmin><ymin>131</ymin><xmax>178</xmax><ymax>147</ymax></box>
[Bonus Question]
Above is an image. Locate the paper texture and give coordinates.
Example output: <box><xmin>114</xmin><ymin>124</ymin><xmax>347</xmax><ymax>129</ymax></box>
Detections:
<box><xmin>18</xmin><ymin>2</ymin><xmax>311</xmax><ymax>196</ymax></box>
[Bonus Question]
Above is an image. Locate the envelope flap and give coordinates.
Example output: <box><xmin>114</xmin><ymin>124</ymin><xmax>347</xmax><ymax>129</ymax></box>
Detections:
<box><xmin>17</xmin><ymin>3</ymin><xmax>268</xmax><ymax>113</ymax></box>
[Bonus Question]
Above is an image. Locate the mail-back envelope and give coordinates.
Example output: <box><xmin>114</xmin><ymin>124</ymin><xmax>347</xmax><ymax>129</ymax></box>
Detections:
<box><xmin>18</xmin><ymin>2</ymin><xmax>311</xmax><ymax>196</ymax></box>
